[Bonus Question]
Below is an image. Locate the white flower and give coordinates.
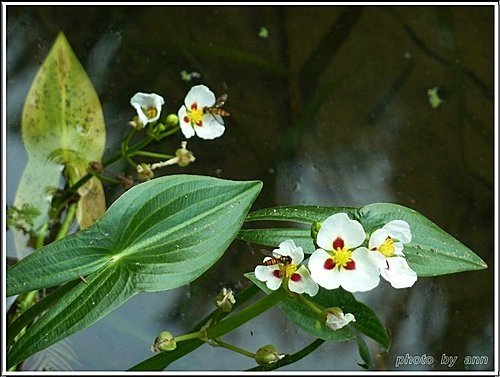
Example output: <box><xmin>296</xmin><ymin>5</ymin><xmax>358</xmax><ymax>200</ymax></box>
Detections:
<box><xmin>254</xmin><ymin>240</ymin><xmax>319</xmax><ymax>297</ymax></box>
<box><xmin>368</xmin><ymin>220</ymin><xmax>417</xmax><ymax>289</ymax></box>
<box><xmin>308</xmin><ymin>213</ymin><xmax>380</xmax><ymax>293</ymax></box>
<box><xmin>130</xmin><ymin>92</ymin><xmax>165</xmax><ymax>126</ymax></box>
<box><xmin>325</xmin><ymin>308</ymin><xmax>356</xmax><ymax>331</ymax></box>
<box><xmin>178</xmin><ymin>85</ymin><xmax>225</xmax><ymax>140</ymax></box>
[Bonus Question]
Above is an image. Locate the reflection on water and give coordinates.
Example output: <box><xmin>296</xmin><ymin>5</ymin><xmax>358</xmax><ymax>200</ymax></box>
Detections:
<box><xmin>6</xmin><ymin>5</ymin><xmax>494</xmax><ymax>371</ymax></box>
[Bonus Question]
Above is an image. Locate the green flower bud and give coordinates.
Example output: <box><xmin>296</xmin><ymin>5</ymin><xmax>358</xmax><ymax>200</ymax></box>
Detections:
<box><xmin>151</xmin><ymin>331</ymin><xmax>177</xmax><ymax>352</ymax></box>
<box><xmin>155</xmin><ymin>123</ymin><xmax>167</xmax><ymax>132</ymax></box>
<box><xmin>255</xmin><ymin>344</ymin><xmax>285</xmax><ymax>367</ymax></box>
<box><xmin>311</xmin><ymin>221</ymin><xmax>322</xmax><ymax>245</ymax></box>
<box><xmin>165</xmin><ymin>114</ymin><xmax>179</xmax><ymax>127</ymax></box>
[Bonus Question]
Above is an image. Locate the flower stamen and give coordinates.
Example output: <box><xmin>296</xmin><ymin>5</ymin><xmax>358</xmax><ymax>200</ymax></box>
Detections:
<box><xmin>379</xmin><ymin>236</ymin><xmax>395</xmax><ymax>257</ymax></box>
<box><xmin>332</xmin><ymin>246</ymin><xmax>353</xmax><ymax>269</ymax></box>
<box><xmin>187</xmin><ymin>103</ymin><xmax>204</xmax><ymax>127</ymax></box>
<box><xmin>145</xmin><ymin>106</ymin><xmax>158</xmax><ymax>120</ymax></box>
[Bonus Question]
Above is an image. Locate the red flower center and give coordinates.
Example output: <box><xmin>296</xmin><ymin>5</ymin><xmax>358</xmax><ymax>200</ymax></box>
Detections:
<box><xmin>345</xmin><ymin>260</ymin><xmax>356</xmax><ymax>270</ymax></box>
<box><xmin>323</xmin><ymin>258</ymin><xmax>336</xmax><ymax>270</ymax></box>
<box><xmin>333</xmin><ymin>237</ymin><xmax>344</xmax><ymax>250</ymax></box>
<box><xmin>272</xmin><ymin>270</ymin><xmax>283</xmax><ymax>279</ymax></box>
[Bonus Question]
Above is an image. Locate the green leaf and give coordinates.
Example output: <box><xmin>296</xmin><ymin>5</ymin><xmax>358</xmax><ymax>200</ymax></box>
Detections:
<box><xmin>13</xmin><ymin>32</ymin><xmax>106</xmax><ymax>258</ymax></box>
<box><xmin>245</xmin><ymin>205</ymin><xmax>358</xmax><ymax>223</ymax></box>
<box><xmin>358</xmin><ymin>203</ymin><xmax>487</xmax><ymax>276</ymax></box>
<box><xmin>7</xmin><ymin>175</ymin><xmax>262</xmax><ymax>367</ymax></box>
<box><xmin>240</xmin><ymin>204</ymin><xmax>487</xmax><ymax>277</ymax></box>
<box><xmin>238</xmin><ymin>228</ymin><xmax>316</xmax><ymax>254</ymax></box>
<box><xmin>354</xmin><ymin>335</ymin><xmax>372</xmax><ymax>369</ymax></box>
<box><xmin>245</xmin><ymin>273</ymin><xmax>389</xmax><ymax>347</ymax></box>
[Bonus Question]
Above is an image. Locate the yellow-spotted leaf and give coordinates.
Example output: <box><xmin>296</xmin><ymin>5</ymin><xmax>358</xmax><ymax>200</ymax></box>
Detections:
<box><xmin>13</xmin><ymin>32</ymin><xmax>106</xmax><ymax>258</ymax></box>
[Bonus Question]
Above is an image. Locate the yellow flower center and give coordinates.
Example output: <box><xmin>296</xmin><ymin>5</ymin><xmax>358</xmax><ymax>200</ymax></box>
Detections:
<box><xmin>333</xmin><ymin>246</ymin><xmax>353</xmax><ymax>268</ymax></box>
<box><xmin>144</xmin><ymin>106</ymin><xmax>158</xmax><ymax>120</ymax></box>
<box><xmin>284</xmin><ymin>263</ymin><xmax>298</xmax><ymax>278</ymax></box>
<box><xmin>379</xmin><ymin>236</ymin><xmax>395</xmax><ymax>257</ymax></box>
<box><xmin>188</xmin><ymin>103</ymin><xmax>204</xmax><ymax>126</ymax></box>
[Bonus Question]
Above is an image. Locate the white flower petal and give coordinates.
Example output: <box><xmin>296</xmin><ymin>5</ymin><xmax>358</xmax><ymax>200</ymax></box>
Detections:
<box><xmin>325</xmin><ymin>311</ymin><xmax>356</xmax><ymax>331</ymax></box>
<box><xmin>383</xmin><ymin>220</ymin><xmax>412</xmax><ymax>243</ymax></box>
<box><xmin>394</xmin><ymin>241</ymin><xmax>405</xmax><ymax>256</ymax></box>
<box><xmin>287</xmin><ymin>265</ymin><xmax>319</xmax><ymax>297</ymax></box>
<box><xmin>274</xmin><ymin>240</ymin><xmax>304</xmax><ymax>265</ymax></box>
<box><xmin>382</xmin><ymin>257</ymin><xmax>418</xmax><ymax>288</ymax></box>
<box><xmin>254</xmin><ymin>265</ymin><xmax>283</xmax><ymax>290</ymax></box>
<box><xmin>185</xmin><ymin>84</ymin><xmax>216</xmax><ymax>108</ymax></box>
<box><xmin>337</xmin><ymin>247</ymin><xmax>380</xmax><ymax>292</ymax></box>
<box><xmin>308</xmin><ymin>249</ymin><xmax>341</xmax><ymax>290</ymax></box>
<box><xmin>368</xmin><ymin>228</ymin><xmax>389</xmax><ymax>250</ymax></box>
<box><xmin>368</xmin><ymin>250</ymin><xmax>388</xmax><ymax>269</ymax></box>
<box><xmin>316</xmin><ymin>213</ymin><xmax>365</xmax><ymax>251</ymax></box>
<box><xmin>130</xmin><ymin>92</ymin><xmax>164</xmax><ymax>125</ymax></box>
<box><xmin>178</xmin><ymin>106</ymin><xmax>195</xmax><ymax>139</ymax></box>
<box><xmin>194</xmin><ymin>115</ymin><xmax>225</xmax><ymax>140</ymax></box>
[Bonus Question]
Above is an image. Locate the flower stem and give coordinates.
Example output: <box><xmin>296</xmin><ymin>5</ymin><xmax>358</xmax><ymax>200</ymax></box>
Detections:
<box><xmin>55</xmin><ymin>203</ymin><xmax>77</xmax><ymax>241</ymax></box>
<box><xmin>292</xmin><ymin>293</ymin><xmax>323</xmax><ymax>316</ymax></box>
<box><xmin>174</xmin><ymin>331</ymin><xmax>206</xmax><ymax>343</ymax></box>
<box><xmin>157</xmin><ymin>125</ymin><xmax>180</xmax><ymax>139</ymax></box>
<box><xmin>213</xmin><ymin>339</ymin><xmax>256</xmax><ymax>359</ymax></box>
<box><xmin>131</xmin><ymin>150</ymin><xmax>175</xmax><ymax>160</ymax></box>
<box><xmin>95</xmin><ymin>174</ymin><xmax>121</xmax><ymax>184</ymax></box>
<box><xmin>35</xmin><ymin>222</ymin><xmax>49</xmax><ymax>250</ymax></box>
<box><xmin>206</xmin><ymin>289</ymin><xmax>287</xmax><ymax>339</ymax></box>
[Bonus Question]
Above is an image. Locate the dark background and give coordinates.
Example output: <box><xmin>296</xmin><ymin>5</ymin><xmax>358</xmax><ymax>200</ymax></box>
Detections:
<box><xmin>6</xmin><ymin>5</ymin><xmax>495</xmax><ymax>371</ymax></box>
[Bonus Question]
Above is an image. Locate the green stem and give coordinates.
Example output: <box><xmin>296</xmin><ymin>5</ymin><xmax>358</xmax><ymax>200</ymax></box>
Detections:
<box><xmin>292</xmin><ymin>292</ymin><xmax>323</xmax><ymax>316</ymax></box>
<box><xmin>157</xmin><ymin>125</ymin><xmax>180</xmax><ymax>139</ymax></box>
<box><xmin>128</xmin><ymin>284</ymin><xmax>260</xmax><ymax>371</ymax></box>
<box><xmin>35</xmin><ymin>223</ymin><xmax>49</xmax><ymax>250</ymax></box>
<box><xmin>95</xmin><ymin>174</ymin><xmax>121</xmax><ymax>184</ymax></box>
<box><xmin>52</xmin><ymin>134</ymin><xmax>156</xmax><ymax>210</ymax></box>
<box><xmin>206</xmin><ymin>289</ymin><xmax>287</xmax><ymax>339</ymax></box>
<box><xmin>213</xmin><ymin>339</ymin><xmax>255</xmax><ymax>359</ymax></box>
<box><xmin>124</xmin><ymin>154</ymin><xmax>137</xmax><ymax>169</ymax></box>
<box><xmin>123</xmin><ymin>128</ymin><xmax>136</xmax><ymax>146</ymax></box>
<box><xmin>131</xmin><ymin>150</ymin><xmax>175</xmax><ymax>160</ymax></box>
<box><xmin>174</xmin><ymin>331</ymin><xmax>206</xmax><ymax>343</ymax></box>
<box><xmin>55</xmin><ymin>203</ymin><xmax>77</xmax><ymax>241</ymax></box>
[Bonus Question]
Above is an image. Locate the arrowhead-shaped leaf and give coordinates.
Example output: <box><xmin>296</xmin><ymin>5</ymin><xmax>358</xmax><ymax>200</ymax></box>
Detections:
<box><xmin>7</xmin><ymin>175</ymin><xmax>262</xmax><ymax>367</ymax></box>
<box><xmin>13</xmin><ymin>32</ymin><xmax>106</xmax><ymax>258</ymax></box>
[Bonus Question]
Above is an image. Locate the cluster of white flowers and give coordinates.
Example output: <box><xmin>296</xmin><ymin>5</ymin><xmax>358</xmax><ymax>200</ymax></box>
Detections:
<box><xmin>254</xmin><ymin>213</ymin><xmax>417</xmax><ymax>330</ymax></box>
<box><xmin>130</xmin><ymin>85</ymin><xmax>226</xmax><ymax>140</ymax></box>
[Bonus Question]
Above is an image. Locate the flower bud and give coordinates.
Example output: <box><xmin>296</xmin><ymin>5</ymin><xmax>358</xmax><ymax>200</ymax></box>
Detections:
<box><xmin>116</xmin><ymin>172</ymin><xmax>133</xmax><ymax>189</ymax></box>
<box><xmin>151</xmin><ymin>331</ymin><xmax>177</xmax><ymax>352</ymax></box>
<box><xmin>155</xmin><ymin>123</ymin><xmax>167</xmax><ymax>132</ymax></box>
<box><xmin>214</xmin><ymin>287</ymin><xmax>236</xmax><ymax>313</ymax></box>
<box><xmin>128</xmin><ymin>116</ymin><xmax>144</xmax><ymax>130</ymax></box>
<box><xmin>310</xmin><ymin>221</ymin><xmax>322</xmax><ymax>245</ymax></box>
<box><xmin>88</xmin><ymin>161</ymin><xmax>103</xmax><ymax>174</ymax></box>
<box><xmin>255</xmin><ymin>344</ymin><xmax>285</xmax><ymax>367</ymax></box>
<box><xmin>136</xmin><ymin>163</ymin><xmax>154</xmax><ymax>181</ymax></box>
<box><xmin>165</xmin><ymin>114</ymin><xmax>179</xmax><ymax>127</ymax></box>
<box><xmin>175</xmin><ymin>141</ymin><xmax>196</xmax><ymax>167</ymax></box>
